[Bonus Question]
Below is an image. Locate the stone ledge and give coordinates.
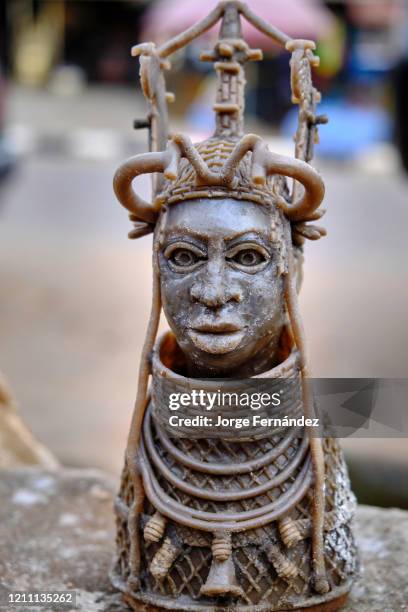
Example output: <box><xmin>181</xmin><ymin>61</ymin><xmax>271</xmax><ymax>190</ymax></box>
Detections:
<box><xmin>0</xmin><ymin>468</ymin><xmax>407</xmax><ymax>611</ymax></box>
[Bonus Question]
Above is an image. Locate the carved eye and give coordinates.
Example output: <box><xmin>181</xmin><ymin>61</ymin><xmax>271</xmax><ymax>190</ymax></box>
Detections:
<box><xmin>164</xmin><ymin>242</ymin><xmax>206</xmax><ymax>272</ymax></box>
<box><xmin>172</xmin><ymin>249</ymin><xmax>198</xmax><ymax>267</ymax></box>
<box><xmin>234</xmin><ymin>249</ymin><xmax>265</xmax><ymax>267</ymax></box>
<box><xmin>226</xmin><ymin>243</ymin><xmax>270</xmax><ymax>273</ymax></box>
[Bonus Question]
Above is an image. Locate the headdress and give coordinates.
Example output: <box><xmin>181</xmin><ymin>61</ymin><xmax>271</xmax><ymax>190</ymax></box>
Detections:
<box><xmin>113</xmin><ymin>1</ymin><xmax>330</xmax><ymax>595</ymax></box>
<box><xmin>114</xmin><ymin>1</ymin><xmax>327</xmax><ymax>245</ymax></box>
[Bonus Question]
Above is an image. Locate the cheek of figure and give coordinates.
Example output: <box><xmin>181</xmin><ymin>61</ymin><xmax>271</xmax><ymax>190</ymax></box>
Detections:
<box><xmin>158</xmin><ymin>198</ymin><xmax>286</xmax><ymax>375</ymax></box>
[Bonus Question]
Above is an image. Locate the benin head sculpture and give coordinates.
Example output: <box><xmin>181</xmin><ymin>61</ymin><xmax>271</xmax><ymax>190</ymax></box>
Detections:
<box><xmin>111</xmin><ymin>2</ymin><xmax>358</xmax><ymax>611</ymax></box>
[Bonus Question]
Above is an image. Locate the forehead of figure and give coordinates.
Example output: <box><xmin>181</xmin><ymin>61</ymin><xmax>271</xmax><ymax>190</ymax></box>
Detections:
<box><xmin>161</xmin><ymin>198</ymin><xmax>273</xmax><ymax>243</ymax></box>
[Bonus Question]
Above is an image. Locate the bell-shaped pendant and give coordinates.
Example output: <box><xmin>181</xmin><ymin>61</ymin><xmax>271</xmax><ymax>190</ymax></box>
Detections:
<box><xmin>199</xmin><ymin>555</ymin><xmax>244</xmax><ymax>598</ymax></box>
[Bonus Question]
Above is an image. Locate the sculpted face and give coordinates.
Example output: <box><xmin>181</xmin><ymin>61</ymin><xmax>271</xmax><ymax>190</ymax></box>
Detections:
<box><xmin>158</xmin><ymin>198</ymin><xmax>286</xmax><ymax>376</ymax></box>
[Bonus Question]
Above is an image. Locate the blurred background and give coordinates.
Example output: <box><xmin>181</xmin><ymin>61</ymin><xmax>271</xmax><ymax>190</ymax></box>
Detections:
<box><xmin>0</xmin><ymin>0</ymin><xmax>407</xmax><ymax>508</ymax></box>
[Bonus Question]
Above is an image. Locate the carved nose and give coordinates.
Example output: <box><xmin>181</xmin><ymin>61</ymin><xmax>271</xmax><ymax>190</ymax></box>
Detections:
<box><xmin>190</xmin><ymin>279</ymin><xmax>242</xmax><ymax>308</ymax></box>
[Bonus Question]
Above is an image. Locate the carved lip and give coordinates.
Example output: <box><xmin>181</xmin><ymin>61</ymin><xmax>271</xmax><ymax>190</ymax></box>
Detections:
<box><xmin>191</xmin><ymin>322</ymin><xmax>242</xmax><ymax>334</ymax></box>
<box><xmin>188</xmin><ymin>325</ymin><xmax>246</xmax><ymax>354</ymax></box>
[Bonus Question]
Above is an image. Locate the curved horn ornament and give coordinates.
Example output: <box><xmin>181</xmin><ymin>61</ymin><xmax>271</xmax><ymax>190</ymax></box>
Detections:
<box><xmin>227</xmin><ymin>135</ymin><xmax>325</xmax><ymax>223</ymax></box>
<box><xmin>262</xmin><ymin>151</ymin><xmax>325</xmax><ymax>222</ymax></box>
<box><xmin>113</xmin><ymin>145</ymin><xmax>181</xmax><ymax>224</ymax></box>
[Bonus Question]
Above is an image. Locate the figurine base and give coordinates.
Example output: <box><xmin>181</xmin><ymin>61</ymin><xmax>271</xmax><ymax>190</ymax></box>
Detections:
<box><xmin>122</xmin><ymin>590</ymin><xmax>349</xmax><ymax>612</ymax></box>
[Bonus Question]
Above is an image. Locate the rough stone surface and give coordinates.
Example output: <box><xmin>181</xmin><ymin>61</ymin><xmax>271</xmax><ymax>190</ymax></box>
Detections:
<box><xmin>0</xmin><ymin>468</ymin><xmax>407</xmax><ymax>611</ymax></box>
<box><xmin>0</xmin><ymin>468</ymin><xmax>120</xmax><ymax>612</ymax></box>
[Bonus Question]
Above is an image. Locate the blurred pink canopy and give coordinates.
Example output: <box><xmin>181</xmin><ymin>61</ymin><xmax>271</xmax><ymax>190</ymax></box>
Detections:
<box><xmin>142</xmin><ymin>0</ymin><xmax>335</xmax><ymax>47</ymax></box>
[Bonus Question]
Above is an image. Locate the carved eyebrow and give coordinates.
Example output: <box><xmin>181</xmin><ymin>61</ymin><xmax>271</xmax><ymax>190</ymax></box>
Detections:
<box><xmin>162</xmin><ymin>227</ymin><xmax>209</xmax><ymax>243</ymax></box>
<box><xmin>224</xmin><ymin>230</ymin><xmax>270</xmax><ymax>241</ymax></box>
<box><xmin>162</xmin><ymin>238</ymin><xmax>207</xmax><ymax>256</ymax></box>
<box><xmin>163</xmin><ymin>228</ymin><xmax>272</xmax><ymax>244</ymax></box>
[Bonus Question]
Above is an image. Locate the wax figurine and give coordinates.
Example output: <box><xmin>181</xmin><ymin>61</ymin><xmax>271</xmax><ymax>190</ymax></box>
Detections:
<box><xmin>111</xmin><ymin>3</ymin><xmax>358</xmax><ymax>610</ymax></box>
